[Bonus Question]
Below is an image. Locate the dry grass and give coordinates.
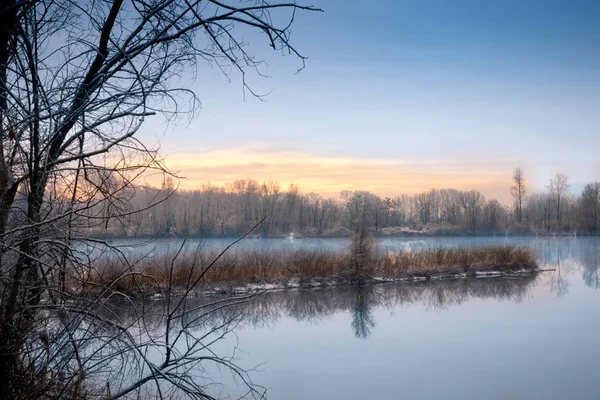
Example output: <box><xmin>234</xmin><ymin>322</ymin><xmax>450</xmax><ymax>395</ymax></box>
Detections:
<box><xmin>375</xmin><ymin>246</ymin><xmax>537</xmax><ymax>277</ymax></box>
<box><xmin>81</xmin><ymin>245</ymin><xmax>537</xmax><ymax>293</ymax></box>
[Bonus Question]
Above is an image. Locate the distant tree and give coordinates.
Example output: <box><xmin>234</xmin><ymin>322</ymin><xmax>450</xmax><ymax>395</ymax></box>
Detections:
<box><xmin>383</xmin><ymin>197</ymin><xmax>396</xmax><ymax>226</ymax></box>
<box><xmin>341</xmin><ymin>191</ymin><xmax>375</xmax><ymax>274</ymax></box>
<box><xmin>416</xmin><ymin>190</ymin><xmax>437</xmax><ymax>225</ymax></box>
<box><xmin>259</xmin><ymin>181</ymin><xmax>281</xmax><ymax>237</ymax></box>
<box><xmin>484</xmin><ymin>199</ymin><xmax>505</xmax><ymax>234</ymax></box>
<box><xmin>511</xmin><ymin>167</ymin><xmax>526</xmax><ymax>223</ymax></box>
<box><xmin>459</xmin><ymin>190</ymin><xmax>485</xmax><ymax>234</ymax></box>
<box><xmin>548</xmin><ymin>173</ymin><xmax>570</xmax><ymax>226</ymax></box>
<box><xmin>581</xmin><ymin>182</ymin><xmax>600</xmax><ymax>234</ymax></box>
<box><xmin>439</xmin><ymin>188</ymin><xmax>461</xmax><ymax>225</ymax></box>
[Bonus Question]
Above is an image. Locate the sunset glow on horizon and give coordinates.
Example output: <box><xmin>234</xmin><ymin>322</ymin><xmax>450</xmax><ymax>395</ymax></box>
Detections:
<box><xmin>150</xmin><ymin>148</ymin><xmax>514</xmax><ymax>202</ymax></box>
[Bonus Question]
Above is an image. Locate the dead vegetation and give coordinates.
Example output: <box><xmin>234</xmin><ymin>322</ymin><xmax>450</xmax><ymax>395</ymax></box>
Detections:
<box><xmin>82</xmin><ymin>245</ymin><xmax>538</xmax><ymax>294</ymax></box>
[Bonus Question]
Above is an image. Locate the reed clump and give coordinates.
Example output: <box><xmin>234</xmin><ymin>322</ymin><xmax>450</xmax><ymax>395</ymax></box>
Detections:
<box><xmin>81</xmin><ymin>245</ymin><xmax>538</xmax><ymax>294</ymax></box>
<box><xmin>375</xmin><ymin>245</ymin><xmax>536</xmax><ymax>277</ymax></box>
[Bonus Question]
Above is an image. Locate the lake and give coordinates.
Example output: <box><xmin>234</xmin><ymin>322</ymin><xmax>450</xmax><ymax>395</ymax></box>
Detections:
<box><xmin>105</xmin><ymin>237</ymin><xmax>600</xmax><ymax>399</ymax></box>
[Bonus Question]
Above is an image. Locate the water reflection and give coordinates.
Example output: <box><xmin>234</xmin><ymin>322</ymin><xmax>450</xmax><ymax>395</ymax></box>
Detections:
<box><xmin>529</xmin><ymin>238</ymin><xmax>600</xmax><ymax>291</ymax></box>
<box><xmin>100</xmin><ymin>239</ymin><xmax>600</xmax><ymax>346</ymax></box>
<box><xmin>102</xmin><ymin>276</ymin><xmax>538</xmax><ymax>345</ymax></box>
<box><xmin>580</xmin><ymin>241</ymin><xmax>600</xmax><ymax>289</ymax></box>
<box><xmin>549</xmin><ymin>253</ymin><xmax>570</xmax><ymax>297</ymax></box>
<box><xmin>156</xmin><ymin>275</ymin><xmax>539</xmax><ymax>341</ymax></box>
<box><xmin>583</xmin><ymin>263</ymin><xmax>600</xmax><ymax>289</ymax></box>
<box><xmin>351</xmin><ymin>286</ymin><xmax>376</xmax><ymax>340</ymax></box>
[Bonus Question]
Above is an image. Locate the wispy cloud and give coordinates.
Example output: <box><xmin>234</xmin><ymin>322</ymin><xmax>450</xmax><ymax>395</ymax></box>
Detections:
<box><xmin>158</xmin><ymin>148</ymin><xmax>514</xmax><ymax>202</ymax></box>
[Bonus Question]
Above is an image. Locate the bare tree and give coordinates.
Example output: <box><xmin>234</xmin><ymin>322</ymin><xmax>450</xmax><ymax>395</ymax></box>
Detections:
<box><xmin>459</xmin><ymin>190</ymin><xmax>485</xmax><ymax>234</ymax></box>
<box><xmin>511</xmin><ymin>167</ymin><xmax>526</xmax><ymax>224</ymax></box>
<box><xmin>548</xmin><ymin>173</ymin><xmax>570</xmax><ymax>227</ymax></box>
<box><xmin>0</xmin><ymin>0</ymin><xmax>320</xmax><ymax>396</ymax></box>
<box><xmin>85</xmin><ymin>176</ymin><xmax>600</xmax><ymax>237</ymax></box>
<box><xmin>415</xmin><ymin>190</ymin><xmax>436</xmax><ymax>225</ymax></box>
<box><xmin>581</xmin><ymin>182</ymin><xmax>600</xmax><ymax>234</ymax></box>
<box><xmin>341</xmin><ymin>191</ymin><xmax>375</xmax><ymax>275</ymax></box>
<box><xmin>483</xmin><ymin>199</ymin><xmax>505</xmax><ymax>234</ymax></box>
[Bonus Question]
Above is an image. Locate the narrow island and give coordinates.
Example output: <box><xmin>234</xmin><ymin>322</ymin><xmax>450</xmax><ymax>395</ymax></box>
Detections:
<box><xmin>86</xmin><ymin>242</ymin><xmax>540</xmax><ymax>296</ymax></box>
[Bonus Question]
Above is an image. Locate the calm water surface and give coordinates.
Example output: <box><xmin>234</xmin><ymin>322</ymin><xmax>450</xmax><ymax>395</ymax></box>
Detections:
<box><xmin>113</xmin><ymin>237</ymin><xmax>600</xmax><ymax>399</ymax></box>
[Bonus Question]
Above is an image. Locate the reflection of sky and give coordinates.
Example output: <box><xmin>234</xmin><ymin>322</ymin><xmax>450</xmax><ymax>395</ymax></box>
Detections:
<box><xmin>139</xmin><ymin>0</ymin><xmax>600</xmax><ymax>199</ymax></box>
<box><xmin>219</xmin><ymin>287</ymin><xmax>599</xmax><ymax>400</ymax></box>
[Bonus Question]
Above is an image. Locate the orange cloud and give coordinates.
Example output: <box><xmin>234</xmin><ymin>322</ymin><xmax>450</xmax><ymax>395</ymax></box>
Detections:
<box><xmin>155</xmin><ymin>149</ymin><xmax>514</xmax><ymax>203</ymax></box>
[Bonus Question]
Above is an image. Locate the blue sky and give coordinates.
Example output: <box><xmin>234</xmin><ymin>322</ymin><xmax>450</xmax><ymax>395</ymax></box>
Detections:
<box><xmin>142</xmin><ymin>0</ymin><xmax>600</xmax><ymax>202</ymax></box>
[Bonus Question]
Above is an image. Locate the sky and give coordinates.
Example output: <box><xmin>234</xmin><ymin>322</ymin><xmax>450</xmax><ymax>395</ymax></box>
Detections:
<box><xmin>139</xmin><ymin>0</ymin><xmax>600</xmax><ymax>204</ymax></box>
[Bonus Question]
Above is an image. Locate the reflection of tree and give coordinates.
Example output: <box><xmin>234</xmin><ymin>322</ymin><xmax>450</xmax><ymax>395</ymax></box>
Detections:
<box><xmin>286</xmin><ymin>289</ymin><xmax>342</xmax><ymax>324</ymax></box>
<box><xmin>581</xmin><ymin>241</ymin><xmax>600</xmax><ymax>289</ymax></box>
<box><xmin>33</xmin><ymin>274</ymin><xmax>540</xmax><ymax>398</ymax></box>
<box><xmin>114</xmin><ymin>275</ymin><xmax>539</xmax><ymax>341</ymax></box>
<box><xmin>583</xmin><ymin>264</ymin><xmax>600</xmax><ymax>289</ymax></box>
<box><xmin>351</xmin><ymin>286</ymin><xmax>376</xmax><ymax>340</ymax></box>
<box><xmin>531</xmin><ymin>237</ymin><xmax>600</xmax><ymax>290</ymax></box>
<box><xmin>549</xmin><ymin>251</ymin><xmax>570</xmax><ymax>297</ymax></box>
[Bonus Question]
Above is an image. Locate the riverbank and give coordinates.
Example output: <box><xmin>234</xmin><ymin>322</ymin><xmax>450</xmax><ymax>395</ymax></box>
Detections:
<box><xmin>83</xmin><ymin>245</ymin><xmax>539</xmax><ymax>295</ymax></box>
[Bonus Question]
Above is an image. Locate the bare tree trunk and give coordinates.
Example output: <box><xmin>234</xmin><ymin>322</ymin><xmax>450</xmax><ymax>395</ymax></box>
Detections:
<box><xmin>0</xmin><ymin>1</ymin><xmax>320</xmax><ymax>396</ymax></box>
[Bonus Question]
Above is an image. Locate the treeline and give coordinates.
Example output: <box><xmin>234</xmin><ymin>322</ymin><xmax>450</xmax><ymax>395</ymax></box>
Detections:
<box><xmin>91</xmin><ymin>171</ymin><xmax>600</xmax><ymax>237</ymax></box>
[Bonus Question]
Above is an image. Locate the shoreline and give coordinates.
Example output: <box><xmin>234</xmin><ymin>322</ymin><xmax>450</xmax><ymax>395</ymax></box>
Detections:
<box><xmin>151</xmin><ymin>267</ymin><xmax>546</xmax><ymax>299</ymax></box>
